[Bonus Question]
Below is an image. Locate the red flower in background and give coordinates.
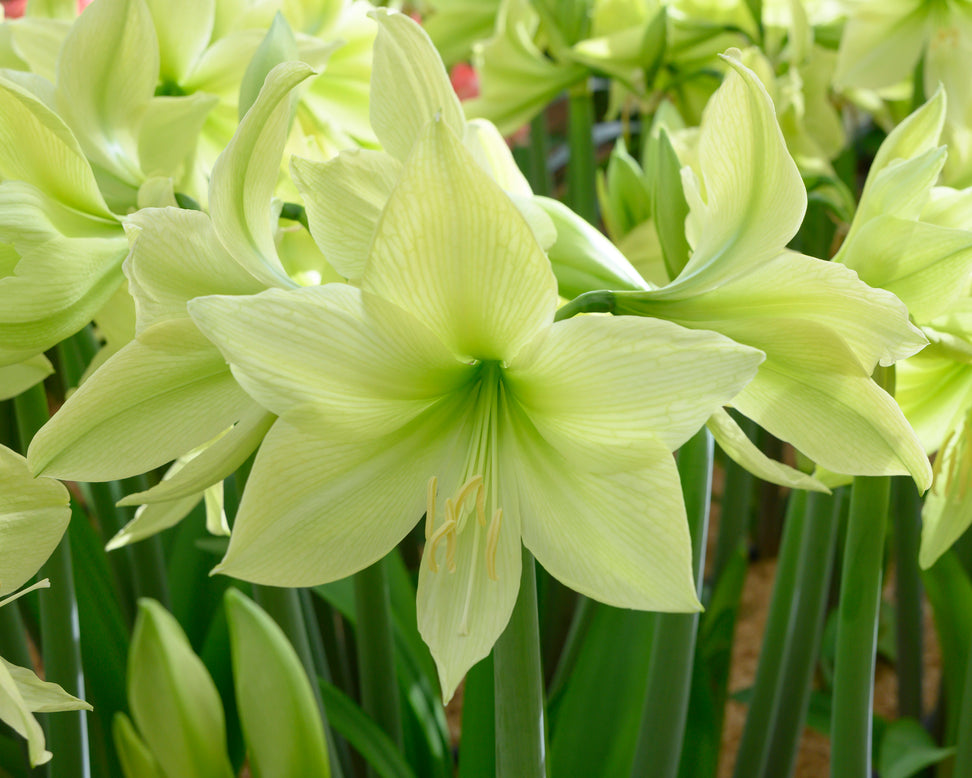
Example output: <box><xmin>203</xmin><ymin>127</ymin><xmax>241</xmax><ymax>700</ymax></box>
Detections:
<box><xmin>2</xmin><ymin>0</ymin><xmax>90</xmax><ymax>17</ymax></box>
<box><xmin>449</xmin><ymin>63</ymin><xmax>480</xmax><ymax>101</ymax></box>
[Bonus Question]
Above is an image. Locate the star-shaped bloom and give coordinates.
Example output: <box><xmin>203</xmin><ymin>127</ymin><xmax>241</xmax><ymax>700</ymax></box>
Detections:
<box><xmin>189</xmin><ymin>115</ymin><xmax>764</xmax><ymax>698</ymax></box>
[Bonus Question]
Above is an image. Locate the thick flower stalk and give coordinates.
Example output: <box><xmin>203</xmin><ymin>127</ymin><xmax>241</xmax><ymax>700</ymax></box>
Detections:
<box><xmin>188</xmin><ymin>115</ymin><xmax>764</xmax><ymax>698</ymax></box>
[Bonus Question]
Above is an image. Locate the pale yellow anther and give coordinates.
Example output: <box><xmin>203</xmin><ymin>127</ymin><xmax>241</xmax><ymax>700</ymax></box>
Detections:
<box><xmin>485</xmin><ymin>508</ymin><xmax>503</xmax><ymax>581</ymax></box>
<box><xmin>427</xmin><ymin>519</ymin><xmax>457</xmax><ymax>574</ymax></box>
<box><xmin>454</xmin><ymin>475</ymin><xmax>483</xmax><ymax>516</ymax></box>
<box><xmin>425</xmin><ymin>476</ymin><xmax>438</xmax><ymax>540</ymax></box>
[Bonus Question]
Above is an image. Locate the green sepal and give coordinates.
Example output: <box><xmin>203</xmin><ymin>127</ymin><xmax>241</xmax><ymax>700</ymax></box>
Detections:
<box><xmin>651</xmin><ymin>127</ymin><xmax>691</xmax><ymax>283</ymax></box>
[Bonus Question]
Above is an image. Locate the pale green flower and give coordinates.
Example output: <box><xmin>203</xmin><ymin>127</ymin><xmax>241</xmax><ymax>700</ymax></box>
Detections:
<box><xmin>188</xmin><ymin>115</ymin><xmax>764</xmax><ymax>698</ymax></box>
<box><xmin>28</xmin><ymin>63</ymin><xmax>322</xmax><ymax>545</ymax></box>
<box><xmin>592</xmin><ymin>53</ymin><xmax>932</xmax><ymax>491</ymax></box>
<box><xmin>0</xmin><ymin>444</ymin><xmax>89</xmax><ymax>768</ymax></box>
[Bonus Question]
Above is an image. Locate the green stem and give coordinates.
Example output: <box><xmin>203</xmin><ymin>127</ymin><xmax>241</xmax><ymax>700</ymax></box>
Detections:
<box><xmin>494</xmin><ymin>548</ymin><xmax>546</xmax><ymax>778</ymax></box>
<box><xmin>951</xmin><ymin>637</ymin><xmax>972</xmax><ymax>776</ymax></box>
<box><xmin>630</xmin><ymin>428</ymin><xmax>712</xmax><ymax>778</ymax></box>
<box><xmin>253</xmin><ymin>585</ymin><xmax>345</xmax><ymax>778</ymax></box>
<box><xmin>352</xmin><ymin>558</ymin><xmax>403</xmax><ymax>754</ymax></box>
<box><xmin>527</xmin><ymin>112</ymin><xmax>551</xmax><ymax>197</ymax></box>
<box><xmin>119</xmin><ymin>476</ymin><xmax>170</xmax><ymax>608</ymax></box>
<box><xmin>830</xmin><ymin>476</ymin><xmax>890</xmax><ymax>778</ymax></box>
<box><xmin>892</xmin><ymin>476</ymin><xmax>924</xmax><ymax>719</ymax></box>
<box><xmin>567</xmin><ymin>82</ymin><xmax>598</xmax><ymax>225</ymax></box>
<box><xmin>14</xmin><ymin>384</ymin><xmax>89</xmax><ymax>778</ymax></box>
<box><xmin>0</xmin><ymin>601</ymin><xmax>32</xmax><ymax>671</ymax></box>
<box><xmin>733</xmin><ymin>489</ymin><xmax>843</xmax><ymax>778</ymax></box>
<box><xmin>711</xmin><ymin>415</ymin><xmax>756</xmax><ymax>588</ymax></box>
<box><xmin>546</xmin><ymin>596</ymin><xmax>595</xmax><ymax>703</ymax></box>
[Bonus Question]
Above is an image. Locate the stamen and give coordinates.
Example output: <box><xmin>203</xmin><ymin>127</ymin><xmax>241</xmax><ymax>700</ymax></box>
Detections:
<box><xmin>454</xmin><ymin>475</ymin><xmax>483</xmax><ymax>517</ymax></box>
<box><xmin>425</xmin><ymin>476</ymin><xmax>438</xmax><ymax>540</ymax></box>
<box><xmin>446</xmin><ymin>529</ymin><xmax>457</xmax><ymax>573</ymax></box>
<box><xmin>485</xmin><ymin>508</ymin><xmax>504</xmax><ymax>581</ymax></box>
<box><xmin>427</xmin><ymin>519</ymin><xmax>456</xmax><ymax>573</ymax></box>
<box><xmin>475</xmin><ymin>484</ymin><xmax>487</xmax><ymax>527</ymax></box>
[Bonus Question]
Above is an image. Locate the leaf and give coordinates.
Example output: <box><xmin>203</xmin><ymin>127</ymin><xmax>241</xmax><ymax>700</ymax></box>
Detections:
<box><xmin>224</xmin><ymin>589</ymin><xmax>330</xmax><ymax>778</ymax></box>
<box><xmin>113</xmin><ymin>713</ymin><xmax>166</xmax><ymax>778</ymax></box>
<box><xmin>878</xmin><ymin>718</ymin><xmax>955</xmax><ymax>778</ymax></box>
<box><xmin>318</xmin><ymin>679</ymin><xmax>416</xmax><ymax>778</ymax></box>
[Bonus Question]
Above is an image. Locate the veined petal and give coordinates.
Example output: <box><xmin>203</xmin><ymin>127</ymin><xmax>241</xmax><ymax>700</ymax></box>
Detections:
<box><xmin>839</xmin><ymin>216</ymin><xmax>972</xmax><ymax>324</ymax></box>
<box><xmin>417</xmin><ymin>492</ymin><xmax>521</xmax><ymax>702</ymax></box>
<box><xmin>3</xmin><ymin>658</ymin><xmax>92</xmax><ymax>714</ymax></box>
<box><xmin>123</xmin><ymin>207</ymin><xmax>265</xmax><ymax>334</ymax></box>
<box><xmin>362</xmin><ymin>119</ymin><xmax>558</xmax><ymax>362</ymax></box>
<box><xmin>291</xmin><ymin>150</ymin><xmax>402</xmax><ymax>281</ymax></box>
<box><xmin>729</xmin><ymin>326</ymin><xmax>933</xmax><ymax>490</ymax></box>
<box><xmin>215</xmin><ymin>411</ymin><xmax>459</xmax><ymax>586</ymax></box>
<box><xmin>919</xmin><ymin>408</ymin><xmax>972</xmax><ymax>568</ymax></box>
<box><xmin>118</xmin><ymin>407</ymin><xmax>275</xmax><ymax>506</ymax></box>
<box><xmin>107</xmin><ymin>491</ymin><xmax>203</xmax><ymax>551</ymax></box>
<box><xmin>673</xmin><ymin>53</ymin><xmax>805</xmax><ymax>293</ymax></box>
<box><xmin>897</xmin><ymin>347</ymin><xmax>972</xmax><ymax>453</ymax></box>
<box><xmin>0</xmin><ymin>74</ymin><xmax>113</xmax><ymax>219</ymax></box>
<box><xmin>0</xmin><ymin>354</ymin><xmax>52</xmax><ymax>401</ymax></box>
<box><xmin>54</xmin><ymin>0</ymin><xmax>158</xmax><ymax>185</ymax></box>
<box><xmin>505</xmin><ymin>314</ymin><xmax>763</xmax><ymax>469</ymax></box>
<box><xmin>0</xmin><ymin>659</ymin><xmax>50</xmax><ymax>766</ymax></box>
<box><xmin>535</xmin><ymin>196</ymin><xmax>650</xmax><ymax>298</ymax></box>
<box><xmin>0</xmin><ymin>445</ymin><xmax>70</xmax><ymax>597</ymax></box>
<box><xmin>630</xmin><ymin>251</ymin><xmax>927</xmax><ymax>372</ymax></box>
<box><xmin>28</xmin><ymin>318</ymin><xmax>255</xmax><ymax>481</ymax></box>
<box><xmin>209</xmin><ymin>61</ymin><xmax>315</xmax><ymax>290</ymax></box>
<box><xmin>834</xmin><ymin>3</ymin><xmax>928</xmax><ymax>91</ymax></box>
<box><xmin>462</xmin><ymin>119</ymin><xmax>531</xmax><ymax>197</ymax></box>
<box><xmin>190</xmin><ymin>285</ymin><xmax>474</xmax><ymax>440</ymax></box>
<box><xmin>706</xmin><ymin>408</ymin><xmax>830</xmax><ymax>493</ymax></box>
<box><xmin>369</xmin><ymin>9</ymin><xmax>464</xmax><ymax>161</ymax></box>
<box><xmin>0</xmin><ymin>233</ymin><xmax>127</xmax><ymax>366</ymax></box>
<box><xmin>509</xmin><ymin>412</ymin><xmax>700</xmax><ymax>612</ymax></box>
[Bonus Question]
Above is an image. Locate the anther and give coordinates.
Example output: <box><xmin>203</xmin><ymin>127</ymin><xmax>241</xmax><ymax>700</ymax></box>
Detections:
<box><xmin>446</xmin><ymin>528</ymin><xmax>457</xmax><ymax>573</ymax></box>
<box><xmin>427</xmin><ymin>519</ymin><xmax>456</xmax><ymax>573</ymax></box>
<box><xmin>454</xmin><ymin>475</ymin><xmax>483</xmax><ymax>516</ymax></box>
<box><xmin>485</xmin><ymin>508</ymin><xmax>503</xmax><ymax>581</ymax></box>
<box><xmin>425</xmin><ymin>476</ymin><xmax>438</xmax><ymax>541</ymax></box>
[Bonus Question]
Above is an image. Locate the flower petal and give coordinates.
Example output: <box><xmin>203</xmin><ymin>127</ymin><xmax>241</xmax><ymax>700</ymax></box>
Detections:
<box><xmin>209</xmin><ymin>61</ymin><xmax>315</xmax><ymax>289</ymax></box>
<box><xmin>215</xmin><ymin>412</ymin><xmax>459</xmax><ymax>586</ymax></box>
<box><xmin>291</xmin><ymin>150</ymin><xmax>401</xmax><ymax>281</ymax></box>
<box><xmin>0</xmin><ymin>659</ymin><xmax>51</xmax><ymax>766</ymax></box>
<box><xmin>189</xmin><ymin>284</ymin><xmax>474</xmax><ymax>440</ymax></box>
<box><xmin>919</xmin><ymin>409</ymin><xmax>972</xmax><ymax>568</ymax></box>
<box><xmin>706</xmin><ymin>408</ymin><xmax>829</xmax><ymax>493</ymax></box>
<box><xmin>362</xmin><ymin>119</ymin><xmax>558</xmax><ymax>362</ymax></box>
<box><xmin>510</xmin><ymin>413</ymin><xmax>700</xmax><ymax>612</ymax></box>
<box><xmin>729</xmin><ymin>326</ymin><xmax>933</xmax><ymax>490</ymax></box>
<box><xmin>124</xmin><ymin>207</ymin><xmax>265</xmax><ymax>334</ymax></box>
<box><xmin>0</xmin><ymin>445</ymin><xmax>70</xmax><ymax>597</ymax></box>
<box><xmin>674</xmin><ymin>53</ymin><xmax>805</xmax><ymax>293</ymax></box>
<box><xmin>505</xmin><ymin>314</ymin><xmax>763</xmax><ymax>469</ymax></box>
<box><xmin>28</xmin><ymin>318</ymin><xmax>255</xmax><ymax>481</ymax></box>
<box><xmin>369</xmin><ymin>9</ymin><xmax>465</xmax><ymax>161</ymax></box>
<box><xmin>416</xmin><ymin>497</ymin><xmax>521</xmax><ymax>702</ymax></box>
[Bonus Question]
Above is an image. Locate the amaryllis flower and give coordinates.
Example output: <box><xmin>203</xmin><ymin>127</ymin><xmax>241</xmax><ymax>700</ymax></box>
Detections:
<box><xmin>189</xmin><ymin>116</ymin><xmax>763</xmax><ymax>698</ymax></box>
